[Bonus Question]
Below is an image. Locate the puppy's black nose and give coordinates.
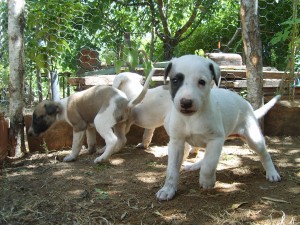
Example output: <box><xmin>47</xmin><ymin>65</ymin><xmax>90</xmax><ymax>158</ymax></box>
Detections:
<box><xmin>180</xmin><ymin>98</ymin><xmax>193</xmax><ymax>109</ymax></box>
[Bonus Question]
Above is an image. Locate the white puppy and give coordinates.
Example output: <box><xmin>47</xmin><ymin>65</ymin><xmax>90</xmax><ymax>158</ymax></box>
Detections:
<box><xmin>112</xmin><ymin>72</ymin><xmax>172</xmax><ymax>148</ymax></box>
<box><xmin>28</xmin><ymin>71</ymin><xmax>154</xmax><ymax>163</ymax></box>
<box><xmin>156</xmin><ymin>55</ymin><xmax>281</xmax><ymax>201</ymax></box>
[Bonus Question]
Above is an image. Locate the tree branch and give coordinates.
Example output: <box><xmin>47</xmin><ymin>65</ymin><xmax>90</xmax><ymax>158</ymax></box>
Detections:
<box><xmin>179</xmin><ymin>17</ymin><xmax>203</xmax><ymax>42</ymax></box>
<box><xmin>174</xmin><ymin>0</ymin><xmax>200</xmax><ymax>40</ymax></box>
<box><xmin>157</xmin><ymin>0</ymin><xmax>171</xmax><ymax>39</ymax></box>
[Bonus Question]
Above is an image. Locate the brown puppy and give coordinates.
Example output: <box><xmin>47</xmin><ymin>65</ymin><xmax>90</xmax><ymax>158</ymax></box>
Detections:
<box><xmin>28</xmin><ymin>71</ymin><xmax>154</xmax><ymax>163</ymax></box>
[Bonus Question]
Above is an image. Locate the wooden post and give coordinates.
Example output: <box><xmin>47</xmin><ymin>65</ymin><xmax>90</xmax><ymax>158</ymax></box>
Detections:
<box><xmin>240</xmin><ymin>0</ymin><xmax>263</xmax><ymax>110</ymax></box>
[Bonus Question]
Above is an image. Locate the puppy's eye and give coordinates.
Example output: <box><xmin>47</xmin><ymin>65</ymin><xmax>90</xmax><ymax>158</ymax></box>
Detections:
<box><xmin>198</xmin><ymin>79</ymin><xmax>206</xmax><ymax>86</ymax></box>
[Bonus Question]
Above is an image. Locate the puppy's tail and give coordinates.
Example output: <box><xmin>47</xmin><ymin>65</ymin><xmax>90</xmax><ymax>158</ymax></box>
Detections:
<box><xmin>128</xmin><ymin>69</ymin><xmax>154</xmax><ymax>108</ymax></box>
<box><xmin>254</xmin><ymin>95</ymin><xmax>281</xmax><ymax>119</ymax></box>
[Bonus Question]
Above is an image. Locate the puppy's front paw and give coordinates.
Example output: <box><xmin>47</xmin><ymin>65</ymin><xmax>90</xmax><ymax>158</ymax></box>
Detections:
<box><xmin>200</xmin><ymin>173</ymin><xmax>216</xmax><ymax>189</ymax></box>
<box><xmin>156</xmin><ymin>186</ymin><xmax>176</xmax><ymax>201</ymax></box>
<box><xmin>266</xmin><ymin>170</ymin><xmax>281</xmax><ymax>182</ymax></box>
<box><xmin>94</xmin><ymin>156</ymin><xmax>108</xmax><ymax>164</ymax></box>
<box><xmin>136</xmin><ymin>143</ymin><xmax>147</xmax><ymax>149</ymax></box>
<box><xmin>63</xmin><ymin>154</ymin><xmax>76</xmax><ymax>162</ymax></box>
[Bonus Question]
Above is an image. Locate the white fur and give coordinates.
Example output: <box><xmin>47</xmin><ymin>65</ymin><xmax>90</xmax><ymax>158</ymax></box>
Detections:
<box><xmin>112</xmin><ymin>72</ymin><xmax>144</xmax><ymax>99</ymax></box>
<box><xmin>55</xmin><ymin>94</ymin><xmax>127</xmax><ymax>163</ymax></box>
<box><xmin>156</xmin><ymin>55</ymin><xmax>281</xmax><ymax>201</ymax></box>
<box><xmin>112</xmin><ymin>72</ymin><xmax>172</xmax><ymax>148</ymax></box>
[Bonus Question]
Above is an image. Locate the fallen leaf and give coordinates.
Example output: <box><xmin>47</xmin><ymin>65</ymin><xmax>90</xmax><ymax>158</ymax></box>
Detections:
<box><xmin>231</xmin><ymin>202</ymin><xmax>248</xmax><ymax>210</ymax></box>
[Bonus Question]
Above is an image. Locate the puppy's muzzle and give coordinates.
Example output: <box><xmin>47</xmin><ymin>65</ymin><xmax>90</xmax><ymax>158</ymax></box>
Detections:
<box><xmin>180</xmin><ymin>98</ymin><xmax>195</xmax><ymax>114</ymax></box>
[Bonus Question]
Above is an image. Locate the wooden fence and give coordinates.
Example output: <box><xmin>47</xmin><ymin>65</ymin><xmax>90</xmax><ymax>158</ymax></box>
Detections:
<box><xmin>68</xmin><ymin>66</ymin><xmax>300</xmax><ymax>99</ymax></box>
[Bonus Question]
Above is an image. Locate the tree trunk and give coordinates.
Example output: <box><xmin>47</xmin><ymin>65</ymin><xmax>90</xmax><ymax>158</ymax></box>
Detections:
<box><xmin>36</xmin><ymin>67</ymin><xmax>43</xmax><ymax>102</ymax></box>
<box><xmin>163</xmin><ymin>43</ymin><xmax>173</xmax><ymax>60</ymax></box>
<box><xmin>8</xmin><ymin>0</ymin><xmax>26</xmax><ymax>157</ymax></box>
<box><xmin>163</xmin><ymin>40</ymin><xmax>177</xmax><ymax>60</ymax></box>
<box><xmin>240</xmin><ymin>0</ymin><xmax>263</xmax><ymax>110</ymax></box>
<box><xmin>51</xmin><ymin>70</ymin><xmax>60</xmax><ymax>101</ymax></box>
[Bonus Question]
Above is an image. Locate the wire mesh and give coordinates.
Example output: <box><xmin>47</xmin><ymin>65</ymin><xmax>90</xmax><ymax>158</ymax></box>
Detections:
<box><xmin>0</xmin><ymin>0</ymin><xmax>298</xmax><ymax>106</ymax></box>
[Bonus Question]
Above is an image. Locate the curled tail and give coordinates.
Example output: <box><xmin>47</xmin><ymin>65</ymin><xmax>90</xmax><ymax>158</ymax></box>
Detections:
<box><xmin>128</xmin><ymin>69</ymin><xmax>155</xmax><ymax>108</ymax></box>
<box><xmin>254</xmin><ymin>95</ymin><xmax>281</xmax><ymax>119</ymax></box>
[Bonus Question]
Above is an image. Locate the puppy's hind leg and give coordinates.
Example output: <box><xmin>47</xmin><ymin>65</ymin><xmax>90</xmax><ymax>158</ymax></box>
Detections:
<box><xmin>244</xmin><ymin>121</ymin><xmax>281</xmax><ymax>182</ymax></box>
<box><xmin>112</xmin><ymin>122</ymin><xmax>127</xmax><ymax>153</ymax></box>
<box><xmin>93</xmin><ymin>113</ymin><xmax>118</xmax><ymax>163</ymax></box>
<box><xmin>86</xmin><ymin>126</ymin><xmax>97</xmax><ymax>154</ymax></box>
<box><xmin>64</xmin><ymin>130</ymin><xmax>85</xmax><ymax>162</ymax></box>
<box><xmin>136</xmin><ymin>128</ymin><xmax>155</xmax><ymax>149</ymax></box>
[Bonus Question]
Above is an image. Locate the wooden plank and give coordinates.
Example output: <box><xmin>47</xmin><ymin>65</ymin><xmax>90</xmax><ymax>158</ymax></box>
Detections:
<box><xmin>221</xmin><ymin>70</ymin><xmax>288</xmax><ymax>79</ymax></box>
<box><xmin>69</xmin><ymin>69</ymin><xmax>290</xmax><ymax>86</ymax></box>
<box><xmin>67</xmin><ymin>75</ymin><xmax>115</xmax><ymax>86</ymax></box>
<box><xmin>82</xmin><ymin>67</ymin><xmax>165</xmax><ymax>77</ymax></box>
<box><xmin>68</xmin><ymin>77</ymin><xmax>86</xmax><ymax>86</ymax></box>
<box><xmin>221</xmin><ymin>79</ymin><xmax>283</xmax><ymax>88</ymax></box>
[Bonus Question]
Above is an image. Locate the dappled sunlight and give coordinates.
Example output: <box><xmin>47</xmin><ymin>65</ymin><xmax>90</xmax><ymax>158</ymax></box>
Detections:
<box><xmin>214</xmin><ymin>181</ymin><xmax>246</xmax><ymax>193</ymax></box>
<box><xmin>4</xmin><ymin>168</ymin><xmax>35</xmax><ymax>177</ymax></box>
<box><xmin>52</xmin><ymin>169</ymin><xmax>74</xmax><ymax>177</ymax></box>
<box><xmin>66</xmin><ymin>175</ymin><xmax>84</xmax><ymax>181</ymax></box>
<box><xmin>110</xmin><ymin>157</ymin><xmax>125</xmax><ymax>166</ymax></box>
<box><xmin>136</xmin><ymin>171</ymin><xmax>163</xmax><ymax>183</ymax></box>
<box><xmin>222</xmin><ymin>145</ymin><xmax>253</xmax><ymax>156</ymax></box>
<box><xmin>288</xmin><ymin>187</ymin><xmax>300</xmax><ymax>195</ymax></box>
<box><xmin>145</xmin><ymin>146</ymin><xmax>168</xmax><ymax>157</ymax></box>
<box><xmin>231</xmin><ymin>166</ymin><xmax>254</xmax><ymax>177</ymax></box>
<box><xmin>277</xmin><ymin>157</ymin><xmax>300</xmax><ymax>167</ymax></box>
<box><xmin>218</xmin><ymin>153</ymin><xmax>244</xmax><ymax>171</ymax></box>
<box><xmin>154</xmin><ymin>210</ymin><xmax>187</xmax><ymax>223</ymax></box>
<box><xmin>67</xmin><ymin>189</ymin><xmax>86</xmax><ymax>196</ymax></box>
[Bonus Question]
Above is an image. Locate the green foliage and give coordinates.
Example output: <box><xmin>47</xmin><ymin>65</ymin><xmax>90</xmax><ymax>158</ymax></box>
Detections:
<box><xmin>270</xmin><ymin>16</ymin><xmax>300</xmax><ymax>71</ymax></box>
<box><xmin>104</xmin><ymin>41</ymin><xmax>153</xmax><ymax>75</ymax></box>
<box><xmin>26</xmin><ymin>0</ymin><xmax>86</xmax><ymax>72</ymax></box>
<box><xmin>0</xmin><ymin>65</ymin><xmax>9</xmax><ymax>99</ymax></box>
<box><xmin>195</xmin><ymin>49</ymin><xmax>205</xmax><ymax>57</ymax></box>
<box><xmin>259</xmin><ymin>0</ymin><xmax>294</xmax><ymax>70</ymax></box>
<box><xmin>271</xmin><ymin>18</ymin><xmax>300</xmax><ymax>45</ymax></box>
<box><xmin>177</xmin><ymin>0</ymin><xmax>241</xmax><ymax>55</ymax></box>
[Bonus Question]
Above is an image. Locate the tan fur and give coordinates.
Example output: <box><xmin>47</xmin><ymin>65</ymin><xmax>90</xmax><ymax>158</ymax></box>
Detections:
<box><xmin>66</xmin><ymin>86</ymin><xmax>121</xmax><ymax>132</ymax></box>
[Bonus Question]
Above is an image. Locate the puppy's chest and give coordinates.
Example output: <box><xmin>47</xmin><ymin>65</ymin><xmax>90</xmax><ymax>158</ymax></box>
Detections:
<box><xmin>186</xmin><ymin>133</ymin><xmax>209</xmax><ymax>148</ymax></box>
<box><xmin>183</xmin><ymin>120</ymin><xmax>214</xmax><ymax>148</ymax></box>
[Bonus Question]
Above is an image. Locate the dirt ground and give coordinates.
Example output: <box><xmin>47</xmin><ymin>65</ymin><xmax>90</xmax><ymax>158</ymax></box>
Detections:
<box><xmin>0</xmin><ymin>136</ymin><xmax>299</xmax><ymax>225</ymax></box>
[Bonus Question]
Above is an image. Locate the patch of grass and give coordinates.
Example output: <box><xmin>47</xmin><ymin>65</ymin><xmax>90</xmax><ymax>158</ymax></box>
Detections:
<box><xmin>93</xmin><ymin>163</ymin><xmax>111</xmax><ymax>171</ymax></box>
<box><xmin>95</xmin><ymin>188</ymin><xmax>110</xmax><ymax>200</ymax></box>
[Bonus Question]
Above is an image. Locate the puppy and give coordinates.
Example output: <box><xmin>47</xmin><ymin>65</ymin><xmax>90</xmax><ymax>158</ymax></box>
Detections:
<box><xmin>112</xmin><ymin>72</ymin><xmax>172</xmax><ymax>148</ymax></box>
<box><xmin>28</xmin><ymin>71</ymin><xmax>154</xmax><ymax>163</ymax></box>
<box><xmin>112</xmin><ymin>72</ymin><xmax>144</xmax><ymax>100</ymax></box>
<box><xmin>156</xmin><ymin>55</ymin><xmax>281</xmax><ymax>201</ymax></box>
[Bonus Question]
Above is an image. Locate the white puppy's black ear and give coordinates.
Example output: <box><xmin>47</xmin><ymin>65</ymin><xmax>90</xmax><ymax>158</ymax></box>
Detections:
<box><xmin>164</xmin><ymin>62</ymin><xmax>172</xmax><ymax>84</ymax></box>
<box><xmin>209</xmin><ymin>62</ymin><xmax>221</xmax><ymax>87</ymax></box>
